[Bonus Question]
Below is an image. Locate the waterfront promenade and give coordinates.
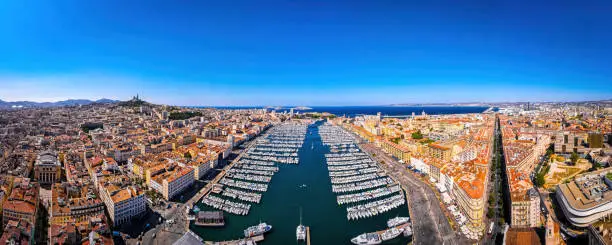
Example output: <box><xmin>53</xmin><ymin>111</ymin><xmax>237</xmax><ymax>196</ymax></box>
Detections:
<box><xmin>185</xmin><ymin>140</ymin><xmax>257</xmax><ymax>230</ymax></box>
<box><xmin>360</xmin><ymin>143</ymin><xmax>458</xmax><ymax>245</ymax></box>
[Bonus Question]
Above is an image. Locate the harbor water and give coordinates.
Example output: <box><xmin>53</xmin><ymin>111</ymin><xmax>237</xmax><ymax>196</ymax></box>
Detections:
<box><xmin>191</xmin><ymin>123</ymin><xmax>410</xmax><ymax>244</ymax></box>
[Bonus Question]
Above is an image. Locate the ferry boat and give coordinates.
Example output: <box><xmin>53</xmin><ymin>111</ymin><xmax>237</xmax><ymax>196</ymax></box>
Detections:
<box><xmin>244</xmin><ymin>222</ymin><xmax>272</xmax><ymax>238</ymax></box>
<box><xmin>387</xmin><ymin>216</ymin><xmax>409</xmax><ymax>228</ymax></box>
<box><xmin>380</xmin><ymin>227</ymin><xmax>403</xmax><ymax>241</ymax></box>
<box><xmin>350</xmin><ymin>233</ymin><xmax>382</xmax><ymax>245</ymax></box>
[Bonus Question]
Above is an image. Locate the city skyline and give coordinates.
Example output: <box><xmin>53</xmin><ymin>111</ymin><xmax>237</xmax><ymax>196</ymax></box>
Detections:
<box><xmin>2</xmin><ymin>1</ymin><xmax>612</xmax><ymax>105</ymax></box>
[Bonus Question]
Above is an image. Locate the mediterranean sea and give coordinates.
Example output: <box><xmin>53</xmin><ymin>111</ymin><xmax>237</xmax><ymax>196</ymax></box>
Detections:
<box><xmin>206</xmin><ymin>106</ymin><xmax>490</xmax><ymax>117</ymax></box>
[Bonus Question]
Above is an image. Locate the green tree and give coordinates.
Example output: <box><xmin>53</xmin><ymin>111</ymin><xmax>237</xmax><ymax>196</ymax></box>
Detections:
<box><xmin>411</xmin><ymin>130</ymin><xmax>423</xmax><ymax>139</ymax></box>
<box><xmin>546</xmin><ymin>146</ymin><xmax>554</xmax><ymax>157</ymax></box>
<box><xmin>535</xmin><ymin>173</ymin><xmax>546</xmax><ymax>187</ymax></box>
<box><xmin>169</xmin><ymin>111</ymin><xmax>203</xmax><ymax>120</ymax></box>
<box><xmin>184</xmin><ymin>152</ymin><xmax>192</xmax><ymax>159</ymax></box>
<box><xmin>391</xmin><ymin>138</ymin><xmax>401</xmax><ymax>144</ymax></box>
<box><xmin>606</xmin><ymin>172</ymin><xmax>612</xmax><ymax>181</ymax></box>
<box><xmin>570</xmin><ymin>152</ymin><xmax>579</xmax><ymax>164</ymax></box>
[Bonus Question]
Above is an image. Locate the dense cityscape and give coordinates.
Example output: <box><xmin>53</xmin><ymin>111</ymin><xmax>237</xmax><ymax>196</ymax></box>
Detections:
<box><xmin>2</xmin><ymin>1</ymin><xmax>612</xmax><ymax>244</ymax></box>
<box><xmin>0</xmin><ymin>97</ymin><xmax>610</xmax><ymax>245</ymax></box>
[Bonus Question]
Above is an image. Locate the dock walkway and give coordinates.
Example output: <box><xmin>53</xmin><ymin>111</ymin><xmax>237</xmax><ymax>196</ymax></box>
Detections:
<box><xmin>306</xmin><ymin>226</ymin><xmax>311</xmax><ymax>245</ymax></box>
<box><xmin>204</xmin><ymin>235</ymin><xmax>264</xmax><ymax>245</ymax></box>
<box><xmin>185</xmin><ymin>140</ymin><xmax>256</xmax><ymax>232</ymax></box>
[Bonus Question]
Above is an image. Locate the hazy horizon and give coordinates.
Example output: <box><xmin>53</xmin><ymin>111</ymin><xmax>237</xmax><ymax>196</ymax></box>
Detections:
<box><xmin>1</xmin><ymin>96</ymin><xmax>609</xmax><ymax>107</ymax></box>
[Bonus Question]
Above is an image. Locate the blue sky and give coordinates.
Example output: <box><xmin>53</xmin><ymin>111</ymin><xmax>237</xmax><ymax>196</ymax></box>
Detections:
<box><xmin>0</xmin><ymin>0</ymin><xmax>611</xmax><ymax>105</ymax></box>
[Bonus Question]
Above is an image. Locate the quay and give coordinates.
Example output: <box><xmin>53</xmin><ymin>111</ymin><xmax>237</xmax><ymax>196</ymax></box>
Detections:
<box><xmin>204</xmin><ymin>234</ymin><xmax>264</xmax><ymax>245</ymax></box>
<box><xmin>306</xmin><ymin>226</ymin><xmax>311</xmax><ymax>245</ymax></box>
<box><xmin>185</xmin><ymin>140</ymin><xmax>256</xmax><ymax>231</ymax></box>
<box><xmin>359</xmin><ymin>142</ymin><xmax>456</xmax><ymax>245</ymax></box>
<box><xmin>401</xmin><ymin>185</ymin><xmax>416</xmax><ymax>244</ymax></box>
<box><xmin>194</xmin><ymin>211</ymin><xmax>225</xmax><ymax>227</ymax></box>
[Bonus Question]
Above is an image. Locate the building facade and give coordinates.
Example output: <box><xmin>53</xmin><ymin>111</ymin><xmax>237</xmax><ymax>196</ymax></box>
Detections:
<box><xmin>510</xmin><ymin>188</ymin><xmax>541</xmax><ymax>228</ymax></box>
<box><xmin>34</xmin><ymin>150</ymin><xmax>62</xmax><ymax>184</ymax></box>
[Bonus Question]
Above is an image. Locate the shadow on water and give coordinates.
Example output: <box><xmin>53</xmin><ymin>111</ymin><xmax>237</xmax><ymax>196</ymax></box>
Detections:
<box><xmin>191</xmin><ymin>122</ymin><xmax>410</xmax><ymax>244</ymax></box>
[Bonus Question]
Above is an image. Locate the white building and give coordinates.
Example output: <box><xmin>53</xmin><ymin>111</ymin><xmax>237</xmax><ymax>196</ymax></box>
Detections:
<box><xmin>410</xmin><ymin>157</ymin><xmax>429</xmax><ymax>174</ymax></box>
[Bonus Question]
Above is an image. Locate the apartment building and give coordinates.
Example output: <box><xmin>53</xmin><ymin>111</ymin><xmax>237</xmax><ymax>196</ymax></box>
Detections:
<box><xmin>98</xmin><ymin>176</ymin><xmax>146</xmax><ymax>226</ymax></box>
<box><xmin>2</xmin><ymin>178</ymin><xmax>39</xmax><ymax>244</ymax></box>
<box><xmin>151</xmin><ymin>166</ymin><xmax>195</xmax><ymax>200</ymax></box>
<box><xmin>2</xmin><ymin>178</ymin><xmax>39</xmax><ymax>227</ymax></box>
<box><xmin>427</xmin><ymin>144</ymin><xmax>452</xmax><ymax>161</ymax></box>
<box><xmin>555</xmin><ymin>130</ymin><xmax>588</xmax><ymax>154</ymax></box>
<box><xmin>378</xmin><ymin>139</ymin><xmax>412</xmax><ymax>162</ymax></box>
<box><xmin>50</xmin><ymin>182</ymin><xmax>105</xmax><ymax>225</ymax></box>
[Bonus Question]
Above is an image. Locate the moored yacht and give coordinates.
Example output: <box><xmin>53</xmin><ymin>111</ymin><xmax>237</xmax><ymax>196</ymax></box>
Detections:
<box><xmin>380</xmin><ymin>227</ymin><xmax>403</xmax><ymax>241</ymax></box>
<box><xmin>350</xmin><ymin>232</ymin><xmax>382</xmax><ymax>245</ymax></box>
<box><xmin>296</xmin><ymin>224</ymin><xmax>306</xmax><ymax>241</ymax></box>
<box><xmin>387</xmin><ymin>216</ymin><xmax>410</xmax><ymax>228</ymax></box>
<box><xmin>244</xmin><ymin>222</ymin><xmax>272</xmax><ymax>237</ymax></box>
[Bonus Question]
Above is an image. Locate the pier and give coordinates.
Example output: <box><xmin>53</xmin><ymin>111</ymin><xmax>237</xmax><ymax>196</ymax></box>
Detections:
<box><xmin>306</xmin><ymin>226</ymin><xmax>311</xmax><ymax>245</ymax></box>
<box><xmin>185</xmin><ymin>140</ymin><xmax>255</xmax><ymax>232</ymax></box>
<box><xmin>205</xmin><ymin>235</ymin><xmax>264</xmax><ymax>245</ymax></box>
<box><xmin>320</xmin><ymin>124</ymin><xmax>407</xmax><ymax>221</ymax></box>
<box><xmin>199</xmin><ymin>123</ymin><xmax>308</xmax><ymax>216</ymax></box>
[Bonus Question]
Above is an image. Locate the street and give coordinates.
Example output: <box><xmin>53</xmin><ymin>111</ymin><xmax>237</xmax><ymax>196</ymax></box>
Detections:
<box><xmin>360</xmin><ymin>143</ymin><xmax>458</xmax><ymax>245</ymax></box>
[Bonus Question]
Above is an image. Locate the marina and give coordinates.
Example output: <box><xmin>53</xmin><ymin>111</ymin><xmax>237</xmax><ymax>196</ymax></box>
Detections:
<box><xmin>337</xmin><ymin>185</ymin><xmax>401</xmax><ymax>205</ymax></box>
<box><xmin>192</xmin><ymin>121</ymin><xmax>410</xmax><ymax>244</ymax></box>
<box><xmin>201</xmin><ymin>123</ymin><xmax>308</xmax><ymax>216</ymax></box>
<box><xmin>320</xmin><ymin>124</ymin><xmax>407</xmax><ymax>221</ymax></box>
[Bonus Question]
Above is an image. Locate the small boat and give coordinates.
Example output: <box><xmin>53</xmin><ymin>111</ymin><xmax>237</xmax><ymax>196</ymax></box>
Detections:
<box><xmin>297</xmin><ymin>207</ymin><xmax>306</xmax><ymax>241</ymax></box>
<box><xmin>350</xmin><ymin>232</ymin><xmax>381</xmax><ymax>245</ymax></box>
<box><xmin>244</xmin><ymin>222</ymin><xmax>272</xmax><ymax>238</ymax></box>
<box><xmin>387</xmin><ymin>216</ymin><xmax>409</xmax><ymax>228</ymax></box>
<box><xmin>296</xmin><ymin>224</ymin><xmax>306</xmax><ymax>241</ymax></box>
<box><xmin>299</xmin><ymin>184</ymin><xmax>308</xmax><ymax>188</ymax></box>
<box><xmin>295</xmin><ymin>207</ymin><xmax>306</xmax><ymax>241</ymax></box>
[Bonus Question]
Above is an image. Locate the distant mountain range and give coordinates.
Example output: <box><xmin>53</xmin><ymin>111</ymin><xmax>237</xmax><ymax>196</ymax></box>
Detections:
<box><xmin>0</xmin><ymin>98</ymin><xmax>120</xmax><ymax>108</ymax></box>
